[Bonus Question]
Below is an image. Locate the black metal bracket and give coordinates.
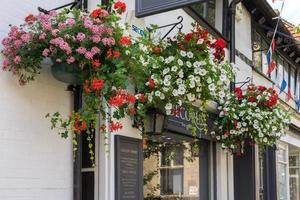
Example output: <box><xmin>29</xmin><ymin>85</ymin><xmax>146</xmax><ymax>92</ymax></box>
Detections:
<box><xmin>234</xmin><ymin>77</ymin><xmax>252</xmax><ymax>88</ymax></box>
<box><xmin>38</xmin><ymin>0</ymin><xmax>82</xmax><ymax>14</ymax></box>
<box><xmin>147</xmin><ymin>16</ymin><xmax>183</xmax><ymax>40</ymax></box>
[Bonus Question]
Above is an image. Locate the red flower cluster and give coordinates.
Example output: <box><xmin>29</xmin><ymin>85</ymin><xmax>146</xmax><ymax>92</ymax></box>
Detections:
<box><xmin>90</xmin><ymin>8</ymin><xmax>109</xmax><ymax>18</ymax></box>
<box><xmin>148</xmin><ymin>79</ymin><xmax>155</xmax><ymax>89</ymax></box>
<box><xmin>114</xmin><ymin>1</ymin><xmax>126</xmax><ymax>14</ymax></box>
<box><xmin>210</xmin><ymin>38</ymin><xmax>226</xmax><ymax>61</ymax></box>
<box><xmin>92</xmin><ymin>59</ymin><xmax>101</xmax><ymax>68</ymax></box>
<box><xmin>119</xmin><ymin>36</ymin><xmax>131</xmax><ymax>46</ymax></box>
<box><xmin>108</xmin><ymin>90</ymin><xmax>136</xmax><ymax>107</ymax></box>
<box><xmin>109</xmin><ymin>121</ymin><xmax>123</xmax><ymax>132</ymax></box>
<box><xmin>234</xmin><ymin>87</ymin><xmax>243</xmax><ymax>100</ymax></box>
<box><xmin>233</xmin><ymin>85</ymin><xmax>279</xmax><ymax>108</ymax></box>
<box><xmin>84</xmin><ymin>78</ymin><xmax>105</xmax><ymax>93</ymax></box>
<box><xmin>25</xmin><ymin>14</ymin><xmax>36</xmax><ymax>23</ymax></box>
<box><xmin>73</xmin><ymin>114</ymin><xmax>87</xmax><ymax>133</ymax></box>
<box><xmin>107</xmin><ymin>49</ymin><xmax>121</xmax><ymax>58</ymax></box>
<box><xmin>91</xmin><ymin>78</ymin><xmax>105</xmax><ymax>91</ymax></box>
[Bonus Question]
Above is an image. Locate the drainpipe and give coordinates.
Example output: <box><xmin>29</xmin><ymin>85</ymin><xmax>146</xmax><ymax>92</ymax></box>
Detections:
<box><xmin>229</xmin><ymin>0</ymin><xmax>242</xmax><ymax>91</ymax></box>
<box><xmin>73</xmin><ymin>85</ymin><xmax>83</xmax><ymax>200</ymax></box>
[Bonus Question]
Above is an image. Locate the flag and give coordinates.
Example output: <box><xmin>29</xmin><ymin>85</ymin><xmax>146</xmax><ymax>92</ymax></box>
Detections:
<box><xmin>286</xmin><ymin>87</ymin><xmax>292</xmax><ymax>101</ymax></box>
<box><xmin>297</xmin><ymin>99</ymin><xmax>300</xmax><ymax>112</ymax></box>
<box><xmin>279</xmin><ymin>79</ymin><xmax>287</xmax><ymax>94</ymax></box>
<box><xmin>266</xmin><ymin>49</ymin><xmax>271</xmax><ymax>66</ymax></box>
<box><xmin>271</xmin><ymin>39</ymin><xmax>276</xmax><ymax>51</ymax></box>
<box><xmin>267</xmin><ymin>60</ymin><xmax>276</xmax><ymax>74</ymax></box>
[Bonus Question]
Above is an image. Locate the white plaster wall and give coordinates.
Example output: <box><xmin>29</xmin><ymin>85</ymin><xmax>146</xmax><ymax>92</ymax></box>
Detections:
<box><xmin>0</xmin><ymin>1</ymin><xmax>73</xmax><ymax>200</ymax></box>
<box><xmin>235</xmin><ymin>3</ymin><xmax>252</xmax><ymax>60</ymax></box>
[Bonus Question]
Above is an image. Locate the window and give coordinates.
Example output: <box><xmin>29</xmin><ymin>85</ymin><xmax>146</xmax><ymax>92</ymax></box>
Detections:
<box><xmin>253</xmin><ymin>31</ymin><xmax>262</xmax><ymax>71</ymax></box>
<box><xmin>143</xmin><ymin>133</ymin><xmax>211</xmax><ymax>199</ymax></box>
<box><xmin>190</xmin><ymin>0</ymin><xmax>216</xmax><ymax>26</ymax></box>
<box><xmin>289</xmin><ymin>153</ymin><xmax>300</xmax><ymax>200</ymax></box>
<box><xmin>277</xmin><ymin>143</ymin><xmax>289</xmax><ymax>200</ymax></box>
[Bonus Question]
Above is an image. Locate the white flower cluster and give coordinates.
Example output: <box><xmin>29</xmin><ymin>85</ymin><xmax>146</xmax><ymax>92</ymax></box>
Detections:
<box><xmin>143</xmin><ymin>46</ymin><xmax>233</xmax><ymax>115</ymax></box>
<box><xmin>214</xmin><ymin>92</ymin><xmax>291</xmax><ymax>151</ymax></box>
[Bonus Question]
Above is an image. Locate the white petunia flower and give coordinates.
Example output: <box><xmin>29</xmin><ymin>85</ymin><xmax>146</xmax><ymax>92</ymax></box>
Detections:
<box><xmin>187</xmin><ymin>51</ymin><xmax>194</xmax><ymax>58</ymax></box>
<box><xmin>163</xmin><ymin>68</ymin><xmax>170</xmax><ymax>75</ymax></box>
<box><xmin>178</xmin><ymin>70</ymin><xmax>184</xmax><ymax>78</ymax></box>
<box><xmin>160</xmin><ymin>93</ymin><xmax>165</xmax><ymax>100</ymax></box>
<box><xmin>187</xmin><ymin>93</ymin><xmax>196</xmax><ymax>101</ymax></box>
<box><xmin>172</xmin><ymin>89</ymin><xmax>178</xmax><ymax>96</ymax></box>
<box><xmin>176</xmin><ymin>78</ymin><xmax>183</xmax><ymax>85</ymax></box>
<box><xmin>164</xmin><ymin>75</ymin><xmax>171</xmax><ymax>80</ymax></box>
<box><xmin>177</xmin><ymin>59</ymin><xmax>184</xmax><ymax>66</ymax></box>
<box><xmin>199</xmin><ymin>68</ymin><xmax>207</xmax><ymax>76</ymax></box>
<box><xmin>155</xmin><ymin>91</ymin><xmax>161</xmax><ymax>96</ymax></box>
<box><xmin>193</xmin><ymin>61</ymin><xmax>200</xmax><ymax>68</ymax></box>
<box><xmin>164</xmin><ymin>80</ymin><xmax>170</xmax><ymax>87</ymax></box>
<box><xmin>194</xmin><ymin>68</ymin><xmax>201</xmax><ymax>75</ymax></box>
<box><xmin>180</xmin><ymin>50</ymin><xmax>187</xmax><ymax>57</ymax></box>
<box><xmin>171</xmin><ymin>66</ymin><xmax>178</xmax><ymax>72</ymax></box>
<box><xmin>208</xmin><ymin>84</ymin><xmax>215</xmax><ymax>91</ymax></box>
<box><xmin>178</xmin><ymin>87</ymin><xmax>186</xmax><ymax>95</ymax></box>
<box><xmin>165</xmin><ymin>103</ymin><xmax>172</xmax><ymax>110</ymax></box>
<box><xmin>186</xmin><ymin>61</ymin><xmax>192</xmax><ymax>68</ymax></box>
<box><xmin>189</xmin><ymin>81</ymin><xmax>195</xmax><ymax>88</ymax></box>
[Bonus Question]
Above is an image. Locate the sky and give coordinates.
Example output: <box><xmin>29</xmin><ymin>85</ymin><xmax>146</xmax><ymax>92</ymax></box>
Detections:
<box><xmin>266</xmin><ymin>0</ymin><xmax>300</xmax><ymax>25</ymax></box>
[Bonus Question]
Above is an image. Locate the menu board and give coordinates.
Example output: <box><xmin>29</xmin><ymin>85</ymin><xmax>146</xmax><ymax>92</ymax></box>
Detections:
<box><xmin>115</xmin><ymin>136</ymin><xmax>143</xmax><ymax>200</ymax></box>
<box><xmin>136</xmin><ymin>0</ymin><xmax>202</xmax><ymax>17</ymax></box>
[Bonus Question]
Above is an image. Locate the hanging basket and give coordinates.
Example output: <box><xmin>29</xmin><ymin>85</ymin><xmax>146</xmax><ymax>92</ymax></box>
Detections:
<box><xmin>51</xmin><ymin>61</ymin><xmax>86</xmax><ymax>85</ymax></box>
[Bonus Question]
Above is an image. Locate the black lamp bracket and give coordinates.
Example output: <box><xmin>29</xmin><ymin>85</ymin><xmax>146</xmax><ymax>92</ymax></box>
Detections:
<box><xmin>38</xmin><ymin>0</ymin><xmax>82</xmax><ymax>14</ymax></box>
<box><xmin>147</xmin><ymin>16</ymin><xmax>184</xmax><ymax>40</ymax></box>
<box><xmin>234</xmin><ymin>77</ymin><xmax>252</xmax><ymax>88</ymax></box>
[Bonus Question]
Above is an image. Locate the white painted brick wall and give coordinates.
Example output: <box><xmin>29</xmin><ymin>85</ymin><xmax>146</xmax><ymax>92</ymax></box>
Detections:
<box><xmin>0</xmin><ymin>1</ymin><xmax>73</xmax><ymax>200</ymax></box>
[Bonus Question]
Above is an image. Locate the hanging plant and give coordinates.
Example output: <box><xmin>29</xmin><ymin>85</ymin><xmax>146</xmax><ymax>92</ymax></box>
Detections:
<box><xmin>132</xmin><ymin>23</ymin><xmax>234</xmax><ymax>135</ymax></box>
<box><xmin>1</xmin><ymin>1</ymin><xmax>235</xmax><ymax>164</ymax></box>
<box><xmin>213</xmin><ymin>84</ymin><xmax>291</xmax><ymax>154</ymax></box>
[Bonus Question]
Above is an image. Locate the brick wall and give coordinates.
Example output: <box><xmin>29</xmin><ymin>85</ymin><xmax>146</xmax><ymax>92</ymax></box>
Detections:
<box><xmin>0</xmin><ymin>1</ymin><xmax>73</xmax><ymax>199</ymax></box>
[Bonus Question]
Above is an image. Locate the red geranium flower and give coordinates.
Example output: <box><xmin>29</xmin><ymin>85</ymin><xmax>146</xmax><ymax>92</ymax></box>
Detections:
<box><xmin>139</xmin><ymin>93</ymin><xmax>146</xmax><ymax>102</ymax></box>
<box><xmin>128</xmin><ymin>107</ymin><xmax>137</xmax><ymax>115</ymax></box>
<box><xmin>258</xmin><ymin>85</ymin><xmax>267</xmax><ymax>92</ymax></box>
<box><xmin>90</xmin><ymin>8</ymin><xmax>109</xmax><ymax>18</ymax></box>
<box><xmin>109</xmin><ymin>121</ymin><xmax>123</xmax><ymax>132</ymax></box>
<box><xmin>114</xmin><ymin>1</ymin><xmax>126</xmax><ymax>14</ymax></box>
<box><xmin>83</xmin><ymin>80</ymin><xmax>91</xmax><ymax>93</ymax></box>
<box><xmin>91</xmin><ymin>78</ymin><xmax>105</xmax><ymax>91</ymax></box>
<box><xmin>234</xmin><ymin>87</ymin><xmax>243</xmax><ymax>100</ymax></box>
<box><xmin>184</xmin><ymin>32</ymin><xmax>194</xmax><ymax>42</ymax></box>
<box><xmin>92</xmin><ymin>59</ymin><xmax>101</xmax><ymax>68</ymax></box>
<box><xmin>113</xmin><ymin>50</ymin><xmax>121</xmax><ymax>58</ymax></box>
<box><xmin>127</xmin><ymin>94</ymin><xmax>136</xmax><ymax>104</ymax></box>
<box><xmin>119</xmin><ymin>36</ymin><xmax>131</xmax><ymax>45</ymax></box>
<box><xmin>247</xmin><ymin>96</ymin><xmax>256</xmax><ymax>102</ymax></box>
<box><xmin>233</xmin><ymin>120</ymin><xmax>238</xmax><ymax>129</ymax></box>
<box><xmin>213</xmin><ymin>38</ymin><xmax>227</xmax><ymax>49</ymax></box>
<box><xmin>25</xmin><ymin>14</ymin><xmax>36</xmax><ymax>23</ymax></box>
<box><xmin>148</xmin><ymin>79</ymin><xmax>155</xmax><ymax>89</ymax></box>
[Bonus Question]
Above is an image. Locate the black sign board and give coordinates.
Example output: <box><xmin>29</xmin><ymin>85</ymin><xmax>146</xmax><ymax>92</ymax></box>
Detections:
<box><xmin>115</xmin><ymin>135</ymin><xmax>143</xmax><ymax>200</ymax></box>
<box><xmin>164</xmin><ymin>107</ymin><xmax>216</xmax><ymax>140</ymax></box>
<box><xmin>136</xmin><ymin>0</ymin><xmax>203</xmax><ymax>17</ymax></box>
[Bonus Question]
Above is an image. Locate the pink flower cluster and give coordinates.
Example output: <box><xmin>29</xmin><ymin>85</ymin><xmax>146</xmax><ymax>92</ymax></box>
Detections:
<box><xmin>49</xmin><ymin>37</ymin><xmax>72</xmax><ymax>54</ymax></box>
